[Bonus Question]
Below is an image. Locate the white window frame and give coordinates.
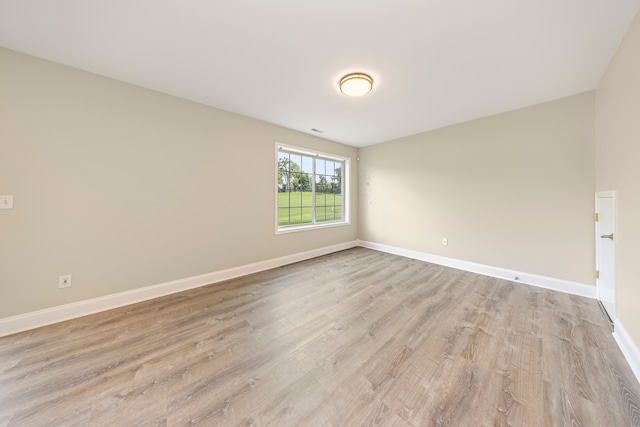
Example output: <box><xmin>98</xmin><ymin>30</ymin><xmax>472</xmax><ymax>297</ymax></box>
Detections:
<box><xmin>275</xmin><ymin>142</ymin><xmax>350</xmax><ymax>234</ymax></box>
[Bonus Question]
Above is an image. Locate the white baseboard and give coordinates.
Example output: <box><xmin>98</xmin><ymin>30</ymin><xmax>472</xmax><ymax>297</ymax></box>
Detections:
<box><xmin>613</xmin><ymin>319</ymin><xmax>640</xmax><ymax>385</ymax></box>
<box><xmin>357</xmin><ymin>240</ymin><xmax>596</xmax><ymax>299</ymax></box>
<box><xmin>0</xmin><ymin>241</ymin><xmax>358</xmax><ymax>338</ymax></box>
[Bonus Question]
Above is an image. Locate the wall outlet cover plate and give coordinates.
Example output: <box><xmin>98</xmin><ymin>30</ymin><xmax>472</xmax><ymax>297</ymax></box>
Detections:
<box><xmin>0</xmin><ymin>195</ymin><xmax>14</xmax><ymax>209</ymax></box>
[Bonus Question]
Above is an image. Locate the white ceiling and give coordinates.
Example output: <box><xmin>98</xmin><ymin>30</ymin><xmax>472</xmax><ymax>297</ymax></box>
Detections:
<box><xmin>1</xmin><ymin>1</ymin><xmax>639</xmax><ymax>147</ymax></box>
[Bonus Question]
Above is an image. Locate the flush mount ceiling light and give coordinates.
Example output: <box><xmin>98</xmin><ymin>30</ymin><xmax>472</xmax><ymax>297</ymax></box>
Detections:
<box><xmin>339</xmin><ymin>73</ymin><xmax>373</xmax><ymax>97</ymax></box>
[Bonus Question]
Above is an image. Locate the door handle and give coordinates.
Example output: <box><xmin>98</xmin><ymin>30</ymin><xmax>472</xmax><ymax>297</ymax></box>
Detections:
<box><xmin>600</xmin><ymin>233</ymin><xmax>614</xmax><ymax>240</ymax></box>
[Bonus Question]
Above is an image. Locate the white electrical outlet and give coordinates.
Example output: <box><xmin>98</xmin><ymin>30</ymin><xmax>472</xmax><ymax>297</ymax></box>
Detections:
<box><xmin>0</xmin><ymin>195</ymin><xmax>13</xmax><ymax>209</ymax></box>
<box><xmin>442</xmin><ymin>238</ymin><xmax>448</xmax><ymax>246</ymax></box>
<box><xmin>59</xmin><ymin>274</ymin><xmax>72</xmax><ymax>289</ymax></box>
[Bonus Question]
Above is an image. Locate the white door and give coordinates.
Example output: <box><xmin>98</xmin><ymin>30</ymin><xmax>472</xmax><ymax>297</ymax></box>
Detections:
<box><xmin>596</xmin><ymin>191</ymin><xmax>615</xmax><ymax>321</ymax></box>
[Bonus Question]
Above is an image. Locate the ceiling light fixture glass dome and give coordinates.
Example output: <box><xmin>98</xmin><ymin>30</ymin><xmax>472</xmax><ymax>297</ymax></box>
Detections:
<box><xmin>339</xmin><ymin>73</ymin><xmax>373</xmax><ymax>97</ymax></box>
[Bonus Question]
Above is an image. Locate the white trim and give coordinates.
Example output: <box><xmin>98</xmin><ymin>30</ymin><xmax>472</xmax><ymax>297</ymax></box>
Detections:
<box><xmin>275</xmin><ymin>141</ymin><xmax>351</xmax><ymax>234</ymax></box>
<box><xmin>613</xmin><ymin>319</ymin><xmax>640</xmax><ymax>385</ymax></box>
<box><xmin>0</xmin><ymin>241</ymin><xmax>358</xmax><ymax>338</ymax></box>
<box><xmin>275</xmin><ymin>220</ymin><xmax>351</xmax><ymax>234</ymax></box>
<box><xmin>276</xmin><ymin>142</ymin><xmax>348</xmax><ymax>162</ymax></box>
<box><xmin>596</xmin><ymin>190</ymin><xmax>616</xmax><ymax>198</ymax></box>
<box><xmin>357</xmin><ymin>240</ymin><xmax>596</xmax><ymax>298</ymax></box>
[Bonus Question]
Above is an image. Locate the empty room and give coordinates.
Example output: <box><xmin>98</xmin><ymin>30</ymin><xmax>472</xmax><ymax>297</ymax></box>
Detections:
<box><xmin>1</xmin><ymin>1</ymin><xmax>640</xmax><ymax>426</ymax></box>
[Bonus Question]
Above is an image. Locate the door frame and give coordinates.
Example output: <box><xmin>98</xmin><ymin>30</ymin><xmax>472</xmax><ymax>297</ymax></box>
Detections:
<box><xmin>595</xmin><ymin>190</ymin><xmax>616</xmax><ymax>323</ymax></box>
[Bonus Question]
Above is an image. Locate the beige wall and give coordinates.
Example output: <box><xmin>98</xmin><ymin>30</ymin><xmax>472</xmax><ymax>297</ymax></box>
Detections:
<box><xmin>359</xmin><ymin>92</ymin><xmax>596</xmax><ymax>285</ymax></box>
<box><xmin>0</xmin><ymin>47</ymin><xmax>358</xmax><ymax>318</ymax></box>
<box><xmin>596</xmin><ymin>12</ymin><xmax>640</xmax><ymax>349</ymax></box>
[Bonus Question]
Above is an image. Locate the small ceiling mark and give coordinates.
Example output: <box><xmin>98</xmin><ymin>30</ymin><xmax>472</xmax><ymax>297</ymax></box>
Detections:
<box><xmin>311</xmin><ymin>128</ymin><xmax>324</xmax><ymax>133</ymax></box>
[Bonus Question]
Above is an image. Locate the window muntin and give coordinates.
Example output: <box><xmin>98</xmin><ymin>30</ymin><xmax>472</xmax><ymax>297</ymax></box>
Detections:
<box><xmin>277</xmin><ymin>145</ymin><xmax>348</xmax><ymax>231</ymax></box>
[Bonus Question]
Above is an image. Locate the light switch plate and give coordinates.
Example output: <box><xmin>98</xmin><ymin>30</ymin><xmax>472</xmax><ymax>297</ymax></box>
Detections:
<box><xmin>0</xmin><ymin>195</ymin><xmax>13</xmax><ymax>209</ymax></box>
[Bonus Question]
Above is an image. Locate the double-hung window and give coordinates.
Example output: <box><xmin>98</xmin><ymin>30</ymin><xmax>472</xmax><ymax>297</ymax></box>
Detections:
<box><xmin>276</xmin><ymin>143</ymin><xmax>349</xmax><ymax>232</ymax></box>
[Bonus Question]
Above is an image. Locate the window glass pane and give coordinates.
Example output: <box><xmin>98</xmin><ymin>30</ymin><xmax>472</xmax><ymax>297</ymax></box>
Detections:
<box><xmin>289</xmin><ymin>191</ymin><xmax>302</xmax><ymax>207</ymax></box>
<box><xmin>278</xmin><ymin>152</ymin><xmax>289</xmax><ymax>167</ymax></box>
<box><xmin>289</xmin><ymin>154</ymin><xmax>302</xmax><ymax>169</ymax></box>
<box><xmin>288</xmin><ymin>208</ymin><xmax>301</xmax><ymax>225</ymax></box>
<box><xmin>278</xmin><ymin>154</ymin><xmax>289</xmax><ymax>193</ymax></box>
<box><xmin>301</xmin><ymin>207</ymin><xmax>313</xmax><ymax>224</ymax></box>
<box><xmin>301</xmin><ymin>156</ymin><xmax>313</xmax><ymax>174</ymax></box>
<box><xmin>277</xmin><ymin>147</ymin><xmax>347</xmax><ymax>230</ymax></box>
<box><xmin>292</xmin><ymin>172</ymin><xmax>301</xmax><ymax>192</ymax></box>
<box><xmin>278</xmin><ymin>207</ymin><xmax>290</xmax><ymax>226</ymax></box>
<box><xmin>326</xmin><ymin>161</ymin><xmax>335</xmax><ymax>176</ymax></box>
<box><xmin>298</xmin><ymin>172</ymin><xmax>312</xmax><ymax>192</ymax></box>
<box><xmin>316</xmin><ymin>175</ymin><xmax>326</xmax><ymax>194</ymax></box>
<box><xmin>279</xmin><ymin>190</ymin><xmax>290</xmax><ymax>207</ymax></box>
<box><xmin>302</xmin><ymin>191</ymin><xmax>312</xmax><ymax>209</ymax></box>
<box><xmin>282</xmin><ymin>173</ymin><xmax>295</xmax><ymax>194</ymax></box>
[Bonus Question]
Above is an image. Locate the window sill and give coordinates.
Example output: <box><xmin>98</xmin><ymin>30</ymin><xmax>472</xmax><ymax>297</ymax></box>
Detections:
<box><xmin>275</xmin><ymin>220</ymin><xmax>351</xmax><ymax>235</ymax></box>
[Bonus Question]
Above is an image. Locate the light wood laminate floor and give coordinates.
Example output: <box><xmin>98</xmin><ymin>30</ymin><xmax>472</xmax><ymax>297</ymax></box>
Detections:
<box><xmin>1</xmin><ymin>248</ymin><xmax>639</xmax><ymax>426</ymax></box>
